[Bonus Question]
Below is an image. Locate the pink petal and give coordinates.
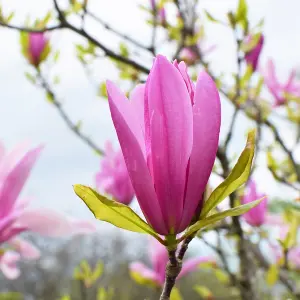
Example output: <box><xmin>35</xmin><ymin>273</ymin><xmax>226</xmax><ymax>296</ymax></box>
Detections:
<box><xmin>265</xmin><ymin>214</ymin><xmax>284</xmax><ymax>226</ymax></box>
<box><xmin>0</xmin><ymin>146</ymin><xmax>43</xmax><ymax>218</ymax></box>
<box><xmin>178</xmin><ymin>256</ymin><xmax>215</xmax><ymax>279</ymax></box>
<box><xmin>16</xmin><ymin>209</ymin><xmax>94</xmax><ymax>237</ymax></box>
<box><xmin>107</xmin><ymin>80</ymin><xmax>166</xmax><ymax>234</ymax></box>
<box><xmin>179</xmin><ymin>71</ymin><xmax>221</xmax><ymax>231</ymax></box>
<box><xmin>129</xmin><ymin>262</ymin><xmax>162</xmax><ymax>286</ymax></box>
<box><xmin>0</xmin><ymin>141</ymin><xmax>30</xmax><ymax>181</ymax></box>
<box><xmin>242</xmin><ymin>180</ymin><xmax>267</xmax><ymax>226</ymax></box>
<box><xmin>149</xmin><ymin>238</ymin><xmax>168</xmax><ymax>283</ymax></box>
<box><xmin>130</xmin><ymin>84</ymin><xmax>146</xmax><ymax>138</ymax></box>
<box><xmin>8</xmin><ymin>237</ymin><xmax>40</xmax><ymax>259</ymax></box>
<box><xmin>0</xmin><ymin>251</ymin><xmax>21</xmax><ymax>279</ymax></box>
<box><xmin>145</xmin><ymin>55</ymin><xmax>193</xmax><ymax>231</ymax></box>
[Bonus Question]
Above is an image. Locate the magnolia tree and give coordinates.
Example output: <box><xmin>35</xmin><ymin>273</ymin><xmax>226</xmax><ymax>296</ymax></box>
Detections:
<box><xmin>0</xmin><ymin>0</ymin><xmax>300</xmax><ymax>299</ymax></box>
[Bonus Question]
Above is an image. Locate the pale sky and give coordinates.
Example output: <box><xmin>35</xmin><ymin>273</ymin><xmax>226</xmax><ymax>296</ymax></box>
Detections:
<box><xmin>0</xmin><ymin>0</ymin><xmax>299</xmax><ymax>231</ymax></box>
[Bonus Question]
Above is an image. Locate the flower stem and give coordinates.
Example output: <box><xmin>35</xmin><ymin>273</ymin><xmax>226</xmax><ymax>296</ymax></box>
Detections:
<box><xmin>159</xmin><ymin>249</ymin><xmax>182</xmax><ymax>300</ymax></box>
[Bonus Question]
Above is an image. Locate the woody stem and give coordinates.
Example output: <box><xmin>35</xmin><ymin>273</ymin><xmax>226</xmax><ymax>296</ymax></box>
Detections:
<box><xmin>159</xmin><ymin>249</ymin><xmax>182</xmax><ymax>300</ymax></box>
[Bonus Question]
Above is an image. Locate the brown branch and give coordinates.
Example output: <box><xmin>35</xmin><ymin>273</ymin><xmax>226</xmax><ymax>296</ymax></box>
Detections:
<box><xmin>265</xmin><ymin>119</ymin><xmax>300</xmax><ymax>181</ymax></box>
<box><xmin>159</xmin><ymin>249</ymin><xmax>182</xmax><ymax>300</ymax></box>
<box><xmin>86</xmin><ymin>10</ymin><xmax>152</xmax><ymax>53</ymax></box>
<box><xmin>0</xmin><ymin>21</ymin><xmax>62</xmax><ymax>32</ymax></box>
<box><xmin>247</xmin><ymin>241</ymin><xmax>300</xmax><ymax>298</ymax></box>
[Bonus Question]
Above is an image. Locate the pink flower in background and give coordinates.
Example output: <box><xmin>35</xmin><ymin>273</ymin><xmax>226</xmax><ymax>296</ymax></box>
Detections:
<box><xmin>263</xmin><ymin>59</ymin><xmax>300</xmax><ymax>106</ymax></box>
<box><xmin>27</xmin><ymin>32</ymin><xmax>49</xmax><ymax>67</ymax></box>
<box><xmin>288</xmin><ymin>247</ymin><xmax>300</xmax><ymax>269</ymax></box>
<box><xmin>95</xmin><ymin>141</ymin><xmax>135</xmax><ymax>205</ymax></box>
<box><xmin>150</xmin><ymin>0</ymin><xmax>156</xmax><ymax>10</ymax></box>
<box><xmin>106</xmin><ymin>55</ymin><xmax>221</xmax><ymax>235</ymax></box>
<box><xmin>242</xmin><ymin>180</ymin><xmax>267</xmax><ymax>226</ymax></box>
<box><xmin>244</xmin><ymin>34</ymin><xmax>264</xmax><ymax>71</ymax></box>
<box><xmin>0</xmin><ymin>142</ymin><xmax>96</xmax><ymax>279</ymax></box>
<box><xmin>0</xmin><ymin>237</ymin><xmax>40</xmax><ymax>279</ymax></box>
<box><xmin>179</xmin><ymin>48</ymin><xmax>198</xmax><ymax>65</ymax></box>
<box><xmin>130</xmin><ymin>238</ymin><xmax>215</xmax><ymax>286</ymax></box>
<box><xmin>159</xmin><ymin>7</ymin><xmax>167</xmax><ymax>26</ymax></box>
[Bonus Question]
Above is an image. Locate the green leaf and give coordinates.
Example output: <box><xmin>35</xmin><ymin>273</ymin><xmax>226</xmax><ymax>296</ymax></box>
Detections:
<box><xmin>214</xmin><ymin>269</ymin><xmax>230</xmax><ymax>284</ymax></box>
<box><xmin>53</xmin><ymin>50</ymin><xmax>60</xmax><ymax>63</ymax></box>
<box><xmin>240</xmin><ymin>33</ymin><xmax>262</xmax><ymax>53</ymax></box>
<box><xmin>0</xmin><ymin>293</ymin><xmax>23</xmax><ymax>300</ymax></box>
<box><xmin>91</xmin><ymin>261</ymin><xmax>103</xmax><ymax>282</ymax></box>
<box><xmin>236</xmin><ymin>0</ymin><xmax>248</xmax><ymax>22</ymax></box>
<box><xmin>170</xmin><ymin>287</ymin><xmax>182</xmax><ymax>300</ymax></box>
<box><xmin>46</xmin><ymin>91</ymin><xmax>54</xmax><ymax>103</ymax></box>
<box><xmin>183</xmin><ymin>199</ymin><xmax>263</xmax><ymax>239</ymax></box>
<box><xmin>20</xmin><ymin>31</ymin><xmax>29</xmax><ymax>59</ymax></box>
<box><xmin>130</xmin><ymin>271</ymin><xmax>158</xmax><ymax>288</ymax></box>
<box><xmin>25</xmin><ymin>72</ymin><xmax>36</xmax><ymax>84</ymax></box>
<box><xmin>200</xmin><ymin>130</ymin><xmax>256</xmax><ymax>218</ymax></box>
<box><xmin>119</xmin><ymin>42</ymin><xmax>129</xmax><ymax>58</ymax></box>
<box><xmin>282</xmin><ymin>210</ymin><xmax>299</xmax><ymax>249</ymax></box>
<box><xmin>194</xmin><ymin>285</ymin><xmax>213</xmax><ymax>299</ymax></box>
<box><xmin>6</xmin><ymin>12</ymin><xmax>15</xmax><ymax>23</ymax></box>
<box><xmin>266</xmin><ymin>264</ymin><xmax>278</xmax><ymax>286</ymax></box>
<box><xmin>204</xmin><ymin>10</ymin><xmax>219</xmax><ymax>23</ymax></box>
<box><xmin>73</xmin><ymin>185</ymin><xmax>162</xmax><ymax>241</ymax></box>
<box><xmin>98</xmin><ymin>82</ymin><xmax>108</xmax><ymax>98</ymax></box>
<box><xmin>39</xmin><ymin>42</ymin><xmax>51</xmax><ymax>64</ymax></box>
<box><xmin>59</xmin><ymin>296</ymin><xmax>71</xmax><ymax>300</ymax></box>
<box><xmin>240</xmin><ymin>65</ymin><xmax>253</xmax><ymax>89</ymax></box>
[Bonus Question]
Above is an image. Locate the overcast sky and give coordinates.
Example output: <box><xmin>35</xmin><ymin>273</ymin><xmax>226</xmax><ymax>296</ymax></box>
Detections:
<box><xmin>0</xmin><ymin>0</ymin><xmax>299</xmax><ymax>230</ymax></box>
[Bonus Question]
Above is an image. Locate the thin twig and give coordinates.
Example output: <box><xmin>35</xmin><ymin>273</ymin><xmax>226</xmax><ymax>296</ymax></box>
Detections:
<box><xmin>86</xmin><ymin>10</ymin><xmax>152</xmax><ymax>53</ymax></box>
<box><xmin>37</xmin><ymin>72</ymin><xmax>104</xmax><ymax>155</ymax></box>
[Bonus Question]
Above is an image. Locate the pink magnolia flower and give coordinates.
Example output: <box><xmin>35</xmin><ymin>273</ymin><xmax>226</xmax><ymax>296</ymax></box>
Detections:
<box><xmin>241</xmin><ymin>180</ymin><xmax>267</xmax><ymax>226</ymax></box>
<box><xmin>263</xmin><ymin>59</ymin><xmax>300</xmax><ymax>106</ymax></box>
<box><xmin>95</xmin><ymin>141</ymin><xmax>135</xmax><ymax>205</ymax></box>
<box><xmin>179</xmin><ymin>48</ymin><xmax>198</xmax><ymax>66</ymax></box>
<box><xmin>150</xmin><ymin>0</ymin><xmax>156</xmax><ymax>10</ymax></box>
<box><xmin>0</xmin><ymin>237</ymin><xmax>40</xmax><ymax>279</ymax></box>
<box><xmin>159</xmin><ymin>7</ymin><xmax>167</xmax><ymax>27</ymax></box>
<box><xmin>244</xmin><ymin>34</ymin><xmax>264</xmax><ymax>71</ymax></box>
<box><xmin>130</xmin><ymin>238</ymin><xmax>215</xmax><ymax>287</ymax></box>
<box><xmin>270</xmin><ymin>242</ymin><xmax>300</xmax><ymax>270</ymax></box>
<box><xmin>0</xmin><ymin>142</ymin><xmax>96</xmax><ymax>278</ymax></box>
<box><xmin>27</xmin><ymin>32</ymin><xmax>49</xmax><ymax>67</ymax></box>
<box><xmin>288</xmin><ymin>247</ymin><xmax>300</xmax><ymax>269</ymax></box>
<box><xmin>106</xmin><ymin>55</ymin><xmax>221</xmax><ymax>235</ymax></box>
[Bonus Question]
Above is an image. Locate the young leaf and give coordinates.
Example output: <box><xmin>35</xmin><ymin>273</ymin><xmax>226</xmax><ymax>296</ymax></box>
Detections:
<box><xmin>170</xmin><ymin>287</ymin><xmax>182</xmax><ymax>300</ymax></box>
<box><xmin>200</xmin><ymin>130</ymin><xmax>256</xmax><ymax>218</ymax></box>
<box><xmin>73</xmin><ymin>185</ymin><xmax>162</xmax><ymax>241</ymax></box>
<box><xmin>236</xmin><ymin>0</ymin><xmax>248</xmax><ymax>22</ymax></box>
<box><xmin>204</xmin><ymin>10</ymin><xmax>219</xmax><ymax>23</ymax></box>
<box><xmin>129</xmin><ymin>271</ymin><xmax>158</xmax><ymax>288</ymax></box>
<box><xmin>266</xmin><ymin>264</ymin><xmax>278</xmax><ymax>286</ymax></box>
<box><xmin>194</xmin><ymin>285</ymin><xmax>213</xmax><ymax>299</ymax></box>
<box><xmin>182</xmin><ymin>199</ymin><xmax>263</xmax><ymax>239</ymax></box>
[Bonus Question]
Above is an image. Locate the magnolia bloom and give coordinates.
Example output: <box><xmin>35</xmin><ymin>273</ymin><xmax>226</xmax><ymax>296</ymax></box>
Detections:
<box><xmin>179</xmin><ymin>48</ymin><xmax>198</xmax><ymax>66</ymax></box>
<box><xmin>0</xmin><ymin>237</ymin><xmax>40</xmax><ymax>279</ymax></box>
<box><xmin>270</xmin><ymin>242</ymin><xmax>300</xmax><ymax>270</ymax></box>
<box><xmin>159</xmin><ymin>7</ymin><xmax>167</xmax><ymax>26</ymax></box>
<box><xmin>150</xmin><ymin>0</ymin><xmax>155</xmax><ymax>10</ymax></box>
<box><xmin>130</xmin><ymin>238</ymin><xmax>215</xmax><ymax>287</ymax></box>
<box><xmin>263</xmin><ymin>59</ymin><xmax>300</xmax><ymax>106</ymax></box>
<box><xmin>0</xmin><ymin>142</ymin><xmax>96</xmax><ymax>278</ymax></box>
<box><xmin>95</xmin><ymin>141</ymin><xmax>135</xmax><ymax>205</ymax></box>
<box><xmin>244</xmin><ymin>34</ymin><xmax>264</xmax><ymax>71</ymax></box>
<box><xmin>242</xmin><ymin>180</ymin><xmax>267</xmax><ymax>226</ymax></box>
<box><xmin>106</xmin><ymin>55</ymin><xmax>221</xmax><ymax>235</ymax></box>
<box><xmin>27</xmin><ymin>32</ymin><xmax>49</xmax><ymax>67</ymax></box>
